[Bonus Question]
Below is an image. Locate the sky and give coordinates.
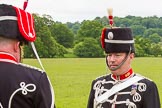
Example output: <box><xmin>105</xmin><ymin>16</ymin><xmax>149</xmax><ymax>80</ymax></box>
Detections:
<box><xmin>1</xmin><ymin>0</ymin><xmax>162</xmax><ymax>23</ymax></box>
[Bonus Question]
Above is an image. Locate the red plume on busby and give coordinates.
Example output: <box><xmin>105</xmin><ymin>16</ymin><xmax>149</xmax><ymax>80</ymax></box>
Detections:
<box><xmin>101</xmin><ymin>8</ymin><xmax>114</xmax><ymax>49</ymax></box>
<box><xmin>23</xmin><ymin>0</ymin><xmax>28</xmax><ymax>10</ymax></box>
<box><xmin>100</xmin><ymin>8</ymin><xmax>135</xmax><ymax>53</ymax></box>
<box><xmin>107</xmin><ymin>8</ymin><xmax>113</xmax><ymax>27</ymax></box>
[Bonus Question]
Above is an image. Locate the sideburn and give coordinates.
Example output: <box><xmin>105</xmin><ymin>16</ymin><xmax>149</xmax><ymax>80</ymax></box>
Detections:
<box><xmin>20</xmin><ymin>45</ymin><xmax>24</xmax><ymax>63</ymax></box>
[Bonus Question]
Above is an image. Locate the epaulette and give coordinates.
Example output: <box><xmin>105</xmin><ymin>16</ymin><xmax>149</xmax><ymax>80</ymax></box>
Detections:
<box><xmin>18</xmin><ymin>63</ymin><xmax>44</xmax><ymax>73</ymax></box>
<box><xmin>95</xmin><ymin>73</ymin><xmax>110</xmax><ymax>80</ymax></box>
<box><xmin>136</xmin><ymin>73</ymin><xmax>153</xmax><ymax>81</ymax></box>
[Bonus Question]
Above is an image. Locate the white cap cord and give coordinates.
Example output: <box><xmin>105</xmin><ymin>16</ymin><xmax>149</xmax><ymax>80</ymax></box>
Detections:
<box><xmin>30</xmin><ymin>42</ymin><xmax>45</xmax><ymax>71</ymax></box>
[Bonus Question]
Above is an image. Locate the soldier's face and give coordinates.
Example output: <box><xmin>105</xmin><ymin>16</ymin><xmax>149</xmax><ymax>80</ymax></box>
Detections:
<box><xmin>106</xmin><ymin>52</ymin><xmax>134</xmax><ymax>75</ymax></box>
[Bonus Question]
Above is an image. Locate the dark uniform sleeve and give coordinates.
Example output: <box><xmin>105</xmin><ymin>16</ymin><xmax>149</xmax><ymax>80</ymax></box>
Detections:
<box><xmin>143</xmin><ymin>81</ymin><xmax>161</xmax><ymax>108</ymax></box>
<box><xmin>34</xmin><ymin>72</ymin><xmax>55</xmax><ymax>108</ymax></box>
<box><xmin>87</xmin><ymin>80</ymin><xmax>95</xmax><ymax>108</ymax></box>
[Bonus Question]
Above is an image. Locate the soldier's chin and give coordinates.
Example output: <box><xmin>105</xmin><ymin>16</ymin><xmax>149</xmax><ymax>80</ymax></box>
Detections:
<box><xmin>110</xmin><ymin>68</ymin><xmax>119</xmax><ymax>76</ymax></box>
<box><xmin>109</xmin><ymin>66</ymin><xmax>118</xmax><ymax>71</ymax></box>
<box><xmin>110</xmin><ymin>68</ymin><xmax>116</xmax><ymax>71</ymax></box>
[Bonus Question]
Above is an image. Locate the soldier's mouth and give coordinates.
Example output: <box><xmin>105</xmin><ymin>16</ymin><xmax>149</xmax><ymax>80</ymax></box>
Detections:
<box><xmin>109</xmin><ymin>65</ymin><xmax>118</xmax><ymax>68</ymax></box>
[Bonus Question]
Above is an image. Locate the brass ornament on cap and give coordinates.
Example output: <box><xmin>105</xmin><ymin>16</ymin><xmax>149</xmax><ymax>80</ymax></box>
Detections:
<box><xmin>107</xmin><ymin>32</ymin><xmax>113</xmax><ymax>40</ymax></box>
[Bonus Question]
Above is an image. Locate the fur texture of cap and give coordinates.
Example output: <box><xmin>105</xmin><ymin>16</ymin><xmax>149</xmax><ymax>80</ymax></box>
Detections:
<box><xmin>0</xmin><ymin>4</ymin><xmax>26</xmax><ymax>42</ymax></box>
<box><xmin>101</xmin><ymin>27</ymin><xmax>135</xmax><ymax>53</ymax></box>
<box><xmin>0</xmin><ymin>4</ymin><xmax>36</xmax><ymax>44</ymax></box>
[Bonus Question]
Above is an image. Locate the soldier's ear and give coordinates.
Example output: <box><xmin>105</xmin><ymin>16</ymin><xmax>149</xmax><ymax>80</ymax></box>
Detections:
<box><xmin>14</xmin><ymin>41</ymin><xmax>21</xmax><ymax>53</ymax></box>
<box><xmin>130</xmin><ymin>53</ymin><xmax>135</xmax><ymax>60</ymax></box>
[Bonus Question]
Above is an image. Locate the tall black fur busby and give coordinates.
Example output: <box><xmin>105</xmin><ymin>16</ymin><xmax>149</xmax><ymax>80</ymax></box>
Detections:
<box><xmin>0</xmin><ymin>4</ymin><xmax>36</xmax><ymax>44</ymax></box>
<box><xmin>0</xmin><ymin>4</ymin><xmax>21</xmax><ymax>40</ymax></box>
<box><xmin>101</xmin><ymin>27</ymin><xmax>135</xmax><ymax>53</ymax></box>
<box><xmin>100</xmin><ymin>8</ymin><xmax>135</xmax><ymax>53</ymax></box>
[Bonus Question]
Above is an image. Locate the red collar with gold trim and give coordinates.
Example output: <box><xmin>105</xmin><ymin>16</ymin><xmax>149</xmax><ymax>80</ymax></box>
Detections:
<box><xmin>0</xmin><ymin>52</ymin><xmax>17</xmax><ymax>63</ymax></box>
<box><xmin>112</xmin><ymin>68</ymin><xmax>133</xmax><ymax>80</ymax></box>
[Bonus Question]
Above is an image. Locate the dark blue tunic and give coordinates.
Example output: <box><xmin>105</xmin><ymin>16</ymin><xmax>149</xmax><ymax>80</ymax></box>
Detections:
<box><xmin>0</xmin><ymin>52</ymin><xmax>55</xmax><ymax>108</ymax></box>
<box><xmin>87</xmin><ymin>74</ymin><xmax>160</xmax><ymax>108</ymax></box>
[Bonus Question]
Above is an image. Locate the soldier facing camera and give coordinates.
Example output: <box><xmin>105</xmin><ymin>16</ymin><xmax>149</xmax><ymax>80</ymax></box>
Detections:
<box><xmin>87</xmin><ymin>8</ymin><xmax>160</xmax><ymax>108</ymax></box>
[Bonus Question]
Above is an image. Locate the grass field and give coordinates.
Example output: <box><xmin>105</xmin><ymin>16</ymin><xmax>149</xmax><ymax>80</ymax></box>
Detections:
<box><xmin>24</xmin><ymin>57</ymin><xmax>162</xmax><ymax>108</ymax></box>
